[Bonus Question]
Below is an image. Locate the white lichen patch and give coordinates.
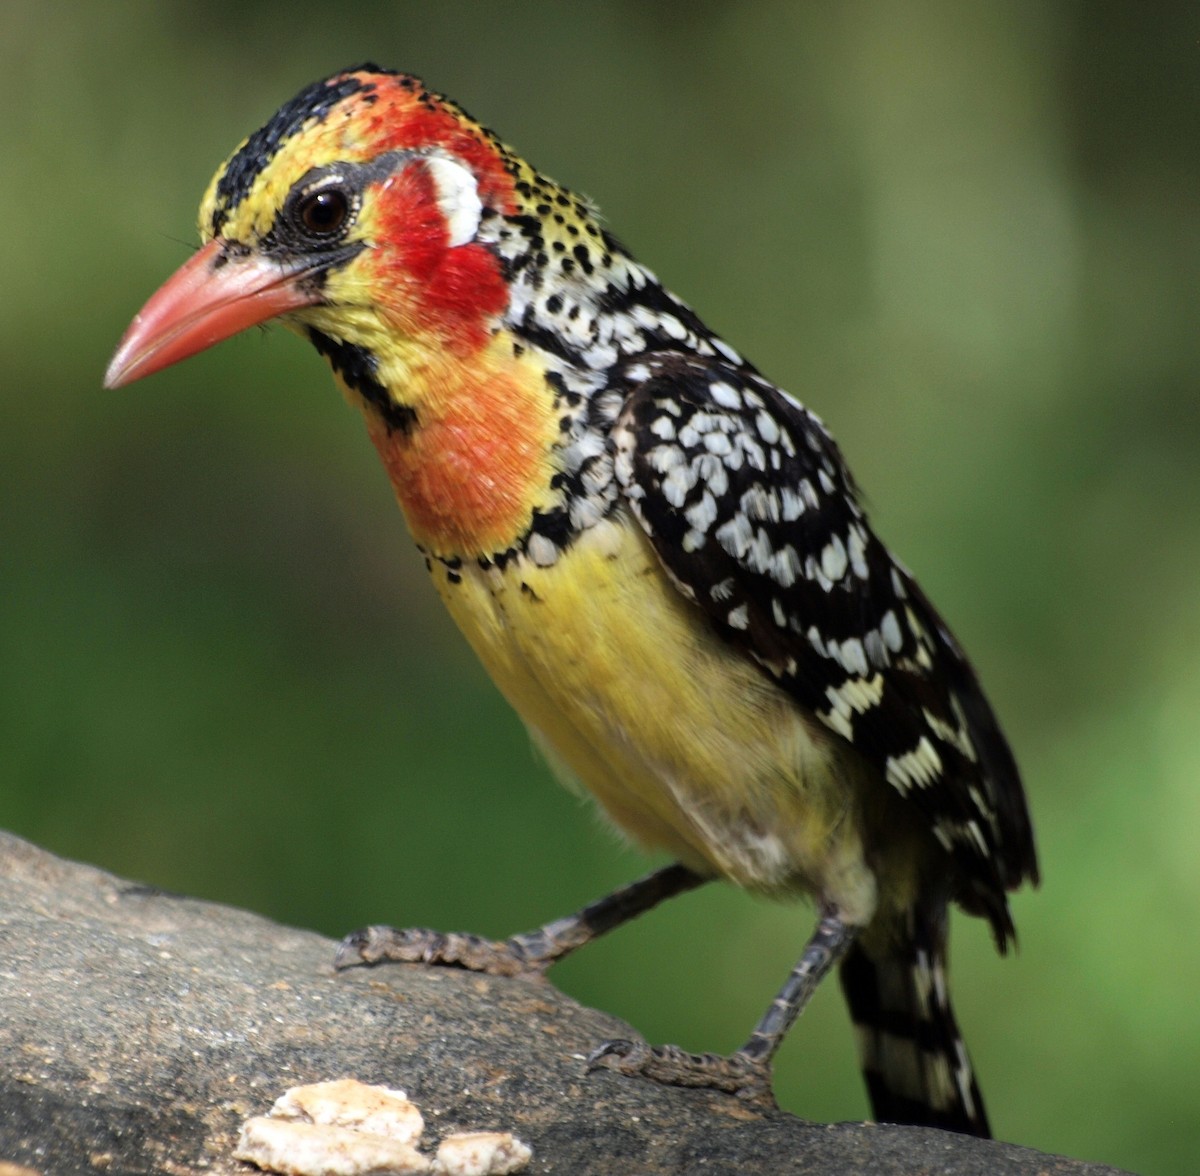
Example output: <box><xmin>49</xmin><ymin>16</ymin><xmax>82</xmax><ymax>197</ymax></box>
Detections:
<box><xmin>270</xmin><ymin>1080</ymin><xmax>424</xmax><ymax>1144</ymax></box>
<box><xmin>433</xmin><ymin>1132</ymin><xmax>533</xmax><ymax>1176</ymax></box>
<box><xmin>235</xmin><ymin>1116</ymin><xmax>431</xmax><ymax>1175</ymax></box>
<box><xmin>233</xmin><ymin>1080</ymin><xmax>531</xmax><ymax>1176</ymax></box>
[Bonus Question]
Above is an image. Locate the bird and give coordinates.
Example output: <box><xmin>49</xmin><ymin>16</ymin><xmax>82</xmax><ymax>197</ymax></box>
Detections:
<box><xmin>105</xmin><ymin>64</ymin><xmax>1038</xmax><ymax>1137</ymax></box>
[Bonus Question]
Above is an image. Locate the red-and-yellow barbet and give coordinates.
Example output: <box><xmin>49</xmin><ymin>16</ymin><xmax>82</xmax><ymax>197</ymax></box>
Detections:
<box><xmin>106</xmin><ymin>65</ymin><xmax>1037</xmax><ymax>1137</ymax></box>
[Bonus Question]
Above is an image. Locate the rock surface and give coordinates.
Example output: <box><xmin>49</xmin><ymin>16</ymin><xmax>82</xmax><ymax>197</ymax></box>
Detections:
<box><xmin>0</xmin><ymin>833</ymin><xmax>1126</xmax><ymax>1175</ymax></box>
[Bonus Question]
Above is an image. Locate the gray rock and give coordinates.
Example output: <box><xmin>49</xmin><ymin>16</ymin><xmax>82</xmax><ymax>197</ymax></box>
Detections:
<box><xmin>0</xmin><ymin>832</ymin><xmax>1126</xmax><ymax>1175</ymax></box>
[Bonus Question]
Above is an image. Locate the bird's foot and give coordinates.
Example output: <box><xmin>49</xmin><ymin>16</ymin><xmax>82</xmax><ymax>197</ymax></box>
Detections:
<box><xmin>334</xmin><ymin>926</ymin><xmax>547</xmax><ymax>979</ymax></box>
<box><xmin>586</xmin><ymin>1039</ymin><xmax>776</xmax><ymax>1107</ymax></box>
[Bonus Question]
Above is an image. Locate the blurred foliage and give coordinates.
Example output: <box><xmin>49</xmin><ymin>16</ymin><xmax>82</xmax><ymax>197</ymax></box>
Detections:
<box><xmin>2</xmin><ymin>3</ymin><xmax>1197</xmax><ymax>1171</ymax></box>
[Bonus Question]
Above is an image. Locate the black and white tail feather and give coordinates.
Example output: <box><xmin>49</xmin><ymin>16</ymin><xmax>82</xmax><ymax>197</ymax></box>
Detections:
<box><xmin>841</xmin><ymin>907</ymin><xmax>988</xmax><ymax>1135</ymax></box>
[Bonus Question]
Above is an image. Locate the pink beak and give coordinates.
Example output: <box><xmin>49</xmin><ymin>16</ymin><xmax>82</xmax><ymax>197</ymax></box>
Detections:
<box><xmin>104</xmin><ymin>239</ymin><xmax>323</xmax><ymax>388</ymax></box>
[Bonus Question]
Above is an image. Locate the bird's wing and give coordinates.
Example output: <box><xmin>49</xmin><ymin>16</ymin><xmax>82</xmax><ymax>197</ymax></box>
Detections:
<box><xmin>610</xmin><ymin>352</ymin><xmax>1036</xmax><ymax>929</ymax></box>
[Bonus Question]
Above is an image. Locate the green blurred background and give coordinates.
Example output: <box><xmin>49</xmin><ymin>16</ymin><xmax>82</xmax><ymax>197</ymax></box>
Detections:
<box><xmin>2</xmin><ymin>3</ymin><xmax>1196</xmax><ymax>1171</ymax></box>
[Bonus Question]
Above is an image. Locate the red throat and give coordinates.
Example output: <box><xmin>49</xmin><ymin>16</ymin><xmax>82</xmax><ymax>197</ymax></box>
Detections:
<box><xmin>362</xmin><ymin>350</ymin><xmax>559</xmax><ymax>561</ymax></box>
<box><xmin>354</xmin><ymin>154</ymin><xmax>551</xmax><ymax>557</ymax></box>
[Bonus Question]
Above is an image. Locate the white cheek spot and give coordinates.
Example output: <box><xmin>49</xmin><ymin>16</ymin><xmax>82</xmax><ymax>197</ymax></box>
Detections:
<box><xmin>423</xmin><ymin>156</ymin><xmax>482</xmax><ymax>247</ymax></box>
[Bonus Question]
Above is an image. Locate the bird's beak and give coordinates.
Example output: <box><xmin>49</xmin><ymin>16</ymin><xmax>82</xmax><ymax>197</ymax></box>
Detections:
<box><xmin>104</xmin><ymin>239</ymin><xmax>322</xmax><ymax>388</ymax></box>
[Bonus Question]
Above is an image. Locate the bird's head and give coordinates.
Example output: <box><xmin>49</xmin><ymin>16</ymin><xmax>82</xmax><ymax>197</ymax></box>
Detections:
<box><xmin>105</xmin><ymin>65</ymin><xmax>532</xmax><ymax>395</ymax></box>
<box><xmin>105</xmin><ymin>66</ymin><xmax>616</xmax><ymax>558</ymax></box>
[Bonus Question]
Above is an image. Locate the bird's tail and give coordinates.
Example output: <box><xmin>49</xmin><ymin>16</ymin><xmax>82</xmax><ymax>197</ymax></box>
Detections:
<box><xmin>839</xmin><ymin>905</ymin><xmax>990</xmax><ymax>1137</ymax></box>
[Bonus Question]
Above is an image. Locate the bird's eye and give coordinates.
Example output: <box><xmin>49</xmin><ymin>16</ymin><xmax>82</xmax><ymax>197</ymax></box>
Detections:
<box><xmin>296</xmin><ymin>187</ymin><xmax>351</xmax><ymax>238</ymax></box>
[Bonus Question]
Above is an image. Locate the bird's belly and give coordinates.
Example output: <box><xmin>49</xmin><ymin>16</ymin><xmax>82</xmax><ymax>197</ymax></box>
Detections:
<box><xmin>431</xmin><ymin>516</ymin><xmax>876</xmax><ymax>913</ymax></box>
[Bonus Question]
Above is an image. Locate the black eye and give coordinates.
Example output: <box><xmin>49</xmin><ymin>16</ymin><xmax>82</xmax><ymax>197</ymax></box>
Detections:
<box><xmin>296</xmin><ymin>187</ymin><xmax>351</xmax><ymax>238</ymax></box>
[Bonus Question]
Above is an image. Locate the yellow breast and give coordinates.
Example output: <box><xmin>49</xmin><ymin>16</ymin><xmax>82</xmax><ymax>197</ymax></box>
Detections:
<box><xmin>430</xmin><ymin>513</ymin><xmax>879</xmax><ymax>918</ymax></box>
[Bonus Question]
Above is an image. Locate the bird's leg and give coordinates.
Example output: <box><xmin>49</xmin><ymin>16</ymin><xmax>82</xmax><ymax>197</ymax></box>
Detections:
<box><xmin>588</xmin><ymin>907</ymin><xmax>859</xmax><ymax>1106</ymax></box>
<box><xmin>335</xmin><ymin>862</ymin><xmax>709</xmax><ymax>978</ymax></box>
